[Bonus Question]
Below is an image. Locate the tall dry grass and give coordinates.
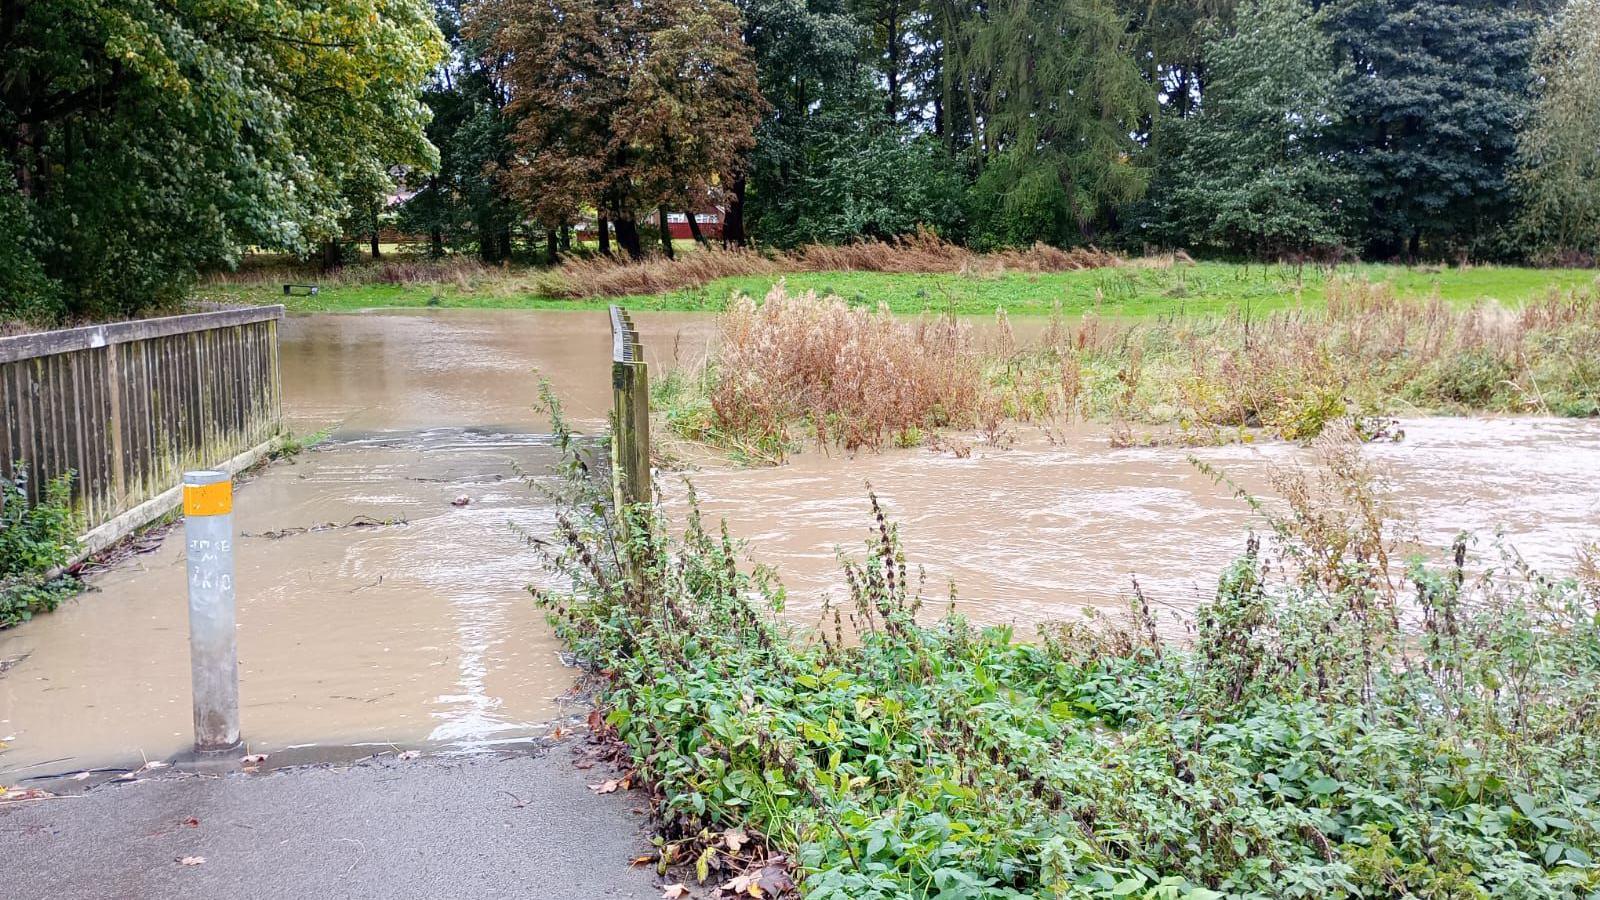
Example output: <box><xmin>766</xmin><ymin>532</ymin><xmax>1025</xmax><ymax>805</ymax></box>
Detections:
<box><xmin>1021</xmin><ymin>278</ymin><xmax>1600</xmax><ymax>442</ymax></box>
<box><xmin>538</xmin><ymin>229</ymin><xmax>1122</xmax><ymax>298</ymax></box>
<box><xmin>692</xmin><ymin>284</ymin><xmax>987</xmax><ymax>458</ymax></box>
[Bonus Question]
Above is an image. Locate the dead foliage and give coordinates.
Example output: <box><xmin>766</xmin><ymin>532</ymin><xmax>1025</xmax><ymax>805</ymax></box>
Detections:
<box><xmin>706</xmin><ymin>284</ymin><xmax>988</xmax><ymax>457</ymax></box>
<box><xmin>538</xmin><ymin>228</ymin><xmax>1122</xmax><ymax>298</ymax></box>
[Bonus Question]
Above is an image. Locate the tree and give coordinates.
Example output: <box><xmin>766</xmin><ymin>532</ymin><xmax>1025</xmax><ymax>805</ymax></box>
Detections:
<box><xmin>399</xmin><ymin>0</ymin><xmax>520</xmax><ymax>263</ymax></box>
<box><xmin>960</xmin><ymin>0</ymin><xmax>1155</xmax><ymax>245</ymax></box>
<box><xmin>479</xmin><ymin>0</ymin><xmax>764</xmax><ymax>259</ymax></box>
<box><xmin>1324</xmin><ymin>0</ymin><xmax>1536</xmax><ymax>259</ymax></box>
<box><xmin>1515</xmin><ymin>0</ymin><xmax>1600</xmax><ymax>260</ymax></box>
<box><xmin>751</xmin><ymin>111</ymin><xmax>967</xmax><ymax>245</ymax></box>
<box><xmin>0</xmin><ymin>0</ymin><xmax>444</xmax><ymax>319</ymax></box>
<box><xmin>1165</xmin><ymin>0</ymin><xmax>1353</xmax><ymax>257</ymax></box>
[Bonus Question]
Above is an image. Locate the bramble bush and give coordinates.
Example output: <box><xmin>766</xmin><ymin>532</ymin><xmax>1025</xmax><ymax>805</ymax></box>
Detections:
<box><xmin>535</xmin><ymin>402</ymin><xmax>1600</xmax><ymax>898</ymax></box>
<box><xmin>1</xmin><ymin>469</ymin><xmax>81</xmax><ymax>628</ymax></box>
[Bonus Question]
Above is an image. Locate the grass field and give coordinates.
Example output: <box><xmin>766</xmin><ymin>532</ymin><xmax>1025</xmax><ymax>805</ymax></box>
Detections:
<box><xmin>197</xmin><ymin>259</ymin><xmax>1599</xmax><ymax>319</ymax></box>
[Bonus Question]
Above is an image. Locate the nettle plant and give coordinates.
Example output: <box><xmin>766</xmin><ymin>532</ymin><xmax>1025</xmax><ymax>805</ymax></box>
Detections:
<box><xmin>532</xmin><ymin>402</ymin><xmax>1600</xmax><ymax>899</ymax></box>
<box><xmin>1</xmin><ymin>468</ymin><xmax>81</xmax><ymax>627</ymax></box>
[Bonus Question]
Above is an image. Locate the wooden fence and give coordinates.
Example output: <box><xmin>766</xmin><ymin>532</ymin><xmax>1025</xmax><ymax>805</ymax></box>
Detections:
<box><xmin>609</xmin><ymin>306</ymin><xmax>651</xmax><ymax>510</ymax></box>
<box><xmin>1</xmin><ymin>306</ymin><xmax>284</xmax><ymax>552</ymax></box>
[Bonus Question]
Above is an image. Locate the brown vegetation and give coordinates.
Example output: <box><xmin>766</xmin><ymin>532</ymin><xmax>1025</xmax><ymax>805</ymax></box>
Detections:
<box><xmin>661</xmin><ymin>279</ymin><xmax>1600</xmax><ymax>459</ymax></box>
<box><xmin>537</xmin><ymin>229</ymin><xmax>1122</xmax><ymax>298</ymax></box>
<box><xmin>707</xmin><ymin>286</ymin><xmax>987</xmax><ymax>455</ymax></box>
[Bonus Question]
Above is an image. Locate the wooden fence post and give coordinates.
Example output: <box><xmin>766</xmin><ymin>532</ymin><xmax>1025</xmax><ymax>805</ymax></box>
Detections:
<box><xmin>609</xmin><ymin>306</ymin><xmax>651</xmax><ymax>511</ymax></box>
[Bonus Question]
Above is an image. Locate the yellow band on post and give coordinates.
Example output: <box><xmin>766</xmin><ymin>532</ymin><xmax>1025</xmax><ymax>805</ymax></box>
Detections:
<box><xmin>183</xmin><ymin>480</ymin><xmax>233</xmax><ymax>516</ymax></box>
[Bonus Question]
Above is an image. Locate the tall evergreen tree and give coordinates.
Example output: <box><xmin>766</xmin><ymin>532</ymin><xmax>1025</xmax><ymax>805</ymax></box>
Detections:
<box><xmin>961</xmin><ymin>0</ymin><xmax>1154</xmax><ymax>245</ymax></box>
<box><xmin>1166</xmin><ymin>0</ymin><xmax>1353</xmax><ymax>257</ymax></box>
<box><xmin>1324</xmin><ymin>0</ymin><xmax>1536</xmax><ymax>259</ymax></box>
<box><xmin>1515</xmin><ymin>0</ymin><xmax>1600</xmax><ymax>260</ymax></box>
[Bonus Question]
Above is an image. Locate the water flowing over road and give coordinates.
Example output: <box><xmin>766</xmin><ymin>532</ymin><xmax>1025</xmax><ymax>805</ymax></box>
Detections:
<box><xmin>3</xmin><ymin>309</ymin><xmax>1596</xmax><ymax>775</ymax></box>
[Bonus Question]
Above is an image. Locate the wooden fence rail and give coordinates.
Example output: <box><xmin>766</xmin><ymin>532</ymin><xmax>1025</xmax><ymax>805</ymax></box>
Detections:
<box><xmin>1</xmin><ymin>306</ymin><xmax>284</xmax><ymax>554</ymax></box>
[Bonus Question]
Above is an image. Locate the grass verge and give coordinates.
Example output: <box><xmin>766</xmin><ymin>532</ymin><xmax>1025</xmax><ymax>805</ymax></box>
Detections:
<box><xmin>195</xmin><ymin>245</ymin><xmax>1597</xmax><ymax>320</ymax></box>
<box><xmin>537</xmin><ymin>408</ymin><xmax>1600</xmax><ymax>898</ymax></box>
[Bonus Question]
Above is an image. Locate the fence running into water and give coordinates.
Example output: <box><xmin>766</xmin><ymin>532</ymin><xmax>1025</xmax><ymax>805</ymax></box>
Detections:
<box><xmin>609</xmin><ymin>306</ymin><xmax>651</xmax><ymax>509</ymax></box>
<box><xmin>0</xmin><ymin>306</ymin><xmax>284</xmax><ymax>553</ymax></box>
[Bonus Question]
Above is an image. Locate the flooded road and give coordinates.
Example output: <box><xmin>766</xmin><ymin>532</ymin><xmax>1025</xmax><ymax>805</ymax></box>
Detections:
<box><xmin>3</xmin><ymin>308</ymin><xmax>1596</xmax><ymax>775</ymax></box>
<box><xmin>3</xmin><ymin>309</ymin><xmax>714</xmax><ymax>775</ymax></box>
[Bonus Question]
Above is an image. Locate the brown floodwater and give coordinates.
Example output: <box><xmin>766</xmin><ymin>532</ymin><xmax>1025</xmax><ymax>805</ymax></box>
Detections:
<box><xmin>3</xmin><ymin>308</ymin><xmax>1596</xmax><ymax>776</ymax></box>
<box><xmin>662</xmin><ymin>417</ymin><xmax>1600</xmax><ymax>634</ymax></box>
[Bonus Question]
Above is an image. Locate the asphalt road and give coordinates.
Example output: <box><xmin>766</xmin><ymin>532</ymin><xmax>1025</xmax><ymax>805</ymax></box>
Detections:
<box><xmin>1</xmin><ymin>745</ymin><xmax>664</xmax><ymax>900</ymax></box>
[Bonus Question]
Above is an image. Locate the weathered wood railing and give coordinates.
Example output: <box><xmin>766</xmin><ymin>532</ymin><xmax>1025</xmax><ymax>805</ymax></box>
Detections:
<box><xmin>1</xmin><ymin>306</ymin><xmax>284</xmax><ymax>555</ymax></box>
<box><xmin>609</xmin><ymin>306</ymin><xmax>651</xmax><ymax>510</ymax></box>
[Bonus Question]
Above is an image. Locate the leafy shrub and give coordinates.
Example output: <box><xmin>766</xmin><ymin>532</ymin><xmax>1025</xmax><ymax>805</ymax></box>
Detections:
<box><xmin>1</xmin><ymin>469</ymin><xmax>81</xmax><ymax>627</ymax></box>
<box><xmin>538</xmin><ymin>414</ymin><xmax>1600</xmax><ymax>898</ymax></box>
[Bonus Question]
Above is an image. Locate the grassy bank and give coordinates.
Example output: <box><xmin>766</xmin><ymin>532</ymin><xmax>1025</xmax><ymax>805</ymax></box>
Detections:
<box><xmin>197</xmin><ymin>249</ymin><xmax>1596</xmax><ymax>319</ymax></box>
<box><xmin>653</xmin><ymin>280</ymin><xmax>1600</xmax><ymax>461</ymax></box>
<box><xmin>541</xmin><ymin>413</ymin><xmax>1600</xmax><ymax>898</ymax></box>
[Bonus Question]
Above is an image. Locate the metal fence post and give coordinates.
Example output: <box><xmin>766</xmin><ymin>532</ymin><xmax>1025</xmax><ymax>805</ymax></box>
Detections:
<box><xmin>183</xmin><ymin>470</ymin><xmax>240</xmax><ymax>752</ymax></box>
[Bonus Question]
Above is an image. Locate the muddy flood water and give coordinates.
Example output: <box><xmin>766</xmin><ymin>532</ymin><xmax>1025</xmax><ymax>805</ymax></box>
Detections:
<box><xmin>2</xmin><ymin>309</ymin><xmax>1597</xmax><ymax>776</ymax></box>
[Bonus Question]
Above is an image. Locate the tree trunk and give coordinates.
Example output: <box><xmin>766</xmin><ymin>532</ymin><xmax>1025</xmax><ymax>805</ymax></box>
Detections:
<box><xmin>614</xmin><ymin>216</ymin><xmax>644</xmax><ymax>261</ymax></box>
<box><xmin>429</xmin><ymin>226</ymin><xmax>444</xmax><ymax>259</ymax></box>
<box><xmin>685</xmin><ymin>211</ymin><xmax>709</xmax><ymax>248</ymax></box>
<box><xmin>658</xmin><ymin>206</ymin><xmax>675</xmax><ymax>259</ymax></box>
<box><xmin>598</xmin><ymin>215</ymin><xmax>611</xmax><ymax>256</ymax></box>
<box><xmin>559</xmin><ymin>223</ymin><xmax>572</xmax><ymax>252</ymax></box>
<box><xmin>723</xmin><ymin>175</ymin><xmax>747</xmax><ymax>248</ymax></box>
<box><xmin>498</xmin><ymin>228</ymin><xmax>512</xmax><ymax>262</ymax></box>
<box><xmin>885</xmin><ymin>0</ymin><xmax>901</xmax><ymax>122</ymax></box>
<box><xmin>321</xmin><ymin>239</ymin><xmax>343</xmax><ymax>271</ymax></box>
<box><xmin>370</xmin><ymin>207</ymin><xmax>381</xmax><ymax>259</ymax></box>
<box><xmin>546</xmin><ymin>226</ymin><xmax>559</xmax><ymax>263</ymax></box>
<box><xmin>480</xmin><ymin>225</ymin><xmax>499</xmax><ymax>263</ymax></box>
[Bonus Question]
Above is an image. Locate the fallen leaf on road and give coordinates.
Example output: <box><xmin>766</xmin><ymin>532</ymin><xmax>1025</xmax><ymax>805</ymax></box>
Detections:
<box><xmin>0</xmin><ymin>787</ymin><xmax>54</xmax><ymax>803</ymax></box>
<box><xmin>756</xmin><ymin>866</ymin><xmax>794</xmax><ymax>896</ymax></box>
<box><xmin>178</xmin><ymin>856</ymin><xmax>206</xmax><ymax>866</ymax></box>
<box><xmin>240</xmin><ymin>754</ymin><xmax>268</xmax><ymax>766</ymax></box>
<box><xmin>662</xmin><ymin>885</ymin><xmax>691</xmax><ymax>899</ymax></box>
<box><xmin>451</xmin><ymin>495</ymin><xmax>471</xmax><ymax>507</ymax></box>
<box><xmin>630</xmin><ymin>854</ymin><xmax>657</xmax><ymax>867</ymax></box>
<box><xmin>396</xmin><ymin>750</ymin><xmax>420</xmax><ymax>760</ymax></box>
<box><xmin>721</xmin><ymin>872</ymin><xmax>762</xmax><ymax>897</ymax></box>
<box><xmin>183</xmin><ymin>817</ymin><xmax>200</xmax><ymax>828</ymax></box>
<box><xmin>588</xmin><ymin>779</ymin><xmax>621</xmax><ymax>794</ymax></box>
<box><xmin>70</xmin><ymin>771</ymin><xmax>93</xmax><ymax>781</ymax></box>
<box><xmin>723</xmin><ymin>828</ymin><xmax>750</xmax><ymax>852</ymax></box>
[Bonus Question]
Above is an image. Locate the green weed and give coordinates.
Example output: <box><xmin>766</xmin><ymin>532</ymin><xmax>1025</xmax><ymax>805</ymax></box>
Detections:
<box><xmin>1</xmin><ymin>468</ymin><xmax>81</xmax><ymax>628</ymax></box>
<box><xmin>536</xmin><ymin>410</ymin><xmax>1600</xmax><ymax>898</ymax></box>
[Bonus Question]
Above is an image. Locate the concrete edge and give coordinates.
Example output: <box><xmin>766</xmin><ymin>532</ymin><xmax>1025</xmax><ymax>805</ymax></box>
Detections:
<box><xmin>56</xmin><ymin>435</ymin><xmax>285</xmax><ymax>573</ymax></box>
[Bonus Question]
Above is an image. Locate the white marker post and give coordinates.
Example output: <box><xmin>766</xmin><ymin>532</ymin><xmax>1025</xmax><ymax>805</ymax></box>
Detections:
<box><xmin>183</xmin><ymin>470</ymin><xmax>241</xmax><ymax>752</ymax></box>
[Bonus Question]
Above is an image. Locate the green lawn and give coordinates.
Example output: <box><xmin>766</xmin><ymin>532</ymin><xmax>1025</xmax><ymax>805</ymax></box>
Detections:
<box><xmin>198</xmin><ymin>261</ymin><xmax>1598</xmax><ymax>318</ymax></box>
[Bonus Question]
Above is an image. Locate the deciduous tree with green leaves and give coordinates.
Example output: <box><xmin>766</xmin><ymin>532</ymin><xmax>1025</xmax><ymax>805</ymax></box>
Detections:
<box><xmin>0</xmin><ymin>0</ymin><xmax>444</xmax><ymax>320</ymax></box>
